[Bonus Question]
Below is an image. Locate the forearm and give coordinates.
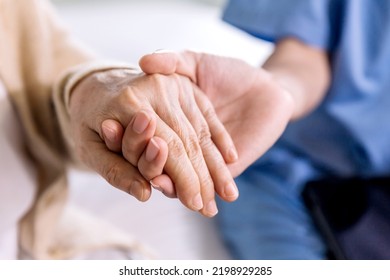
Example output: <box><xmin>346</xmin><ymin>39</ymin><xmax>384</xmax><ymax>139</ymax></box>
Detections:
<box><xmin>262</xmin><ymin>38</ymin><xmax>331</xmax><ymax>120</ymax></box>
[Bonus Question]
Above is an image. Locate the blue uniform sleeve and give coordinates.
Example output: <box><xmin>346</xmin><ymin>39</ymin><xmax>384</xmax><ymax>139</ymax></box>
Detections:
<box><xmin>223</xmin><ymin>0</ymin><xmax>339</xmax><ymax>51</ymax></box>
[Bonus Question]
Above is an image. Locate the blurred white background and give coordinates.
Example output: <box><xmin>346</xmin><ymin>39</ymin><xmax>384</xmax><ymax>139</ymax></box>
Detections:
<box><xmin>53</xmin><ymin>0</ymin><xmax>272</xmax><ymax>259</ymax></box>
<box><xmin>54</xmin><ymin>0</ymin><xmax>271</xmax><ymax>64</ymax></box>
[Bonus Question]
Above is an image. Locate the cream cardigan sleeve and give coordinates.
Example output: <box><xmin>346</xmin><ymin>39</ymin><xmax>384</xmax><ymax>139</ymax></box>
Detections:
<box><xmin>0</xmin><ymin>0</ymin><xmax>139</xmax><ymax>259</ymax></box>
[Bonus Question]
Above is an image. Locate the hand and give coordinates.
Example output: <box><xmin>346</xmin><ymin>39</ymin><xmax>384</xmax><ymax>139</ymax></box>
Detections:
<box><xmin>69</xmin><ymin>69</ymin><xmax>238</xmax><ymax>217</ymax></box>
<box><xmin>101</xmin><ymin>111</ymin><xmax>169</xmax><ymax>188</ymax></box>
<box><xmin>139</xmin><ymin>51</ymin><xmax>295</xmax><ymax>177</ymax></box>
<box><xmin>101</xmin><ymin>111</ymin><xmax>176</xmax><ymax>198</ymax></box>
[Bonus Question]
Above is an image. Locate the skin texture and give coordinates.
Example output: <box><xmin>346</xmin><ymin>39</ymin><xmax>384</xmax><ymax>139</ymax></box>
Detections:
<box><xmin>100</xmin><ymin>38</ymin><xmax>331</xmax><ymax>217</ymax></box>
<box><xmin>69</xmin><ymin>69</ymin><xmax>238</xmax><ymax>217</ymax></box>
<box><xmin>139</xmin><ymin>38</ymin><xmax>331</xmax><ymax>177</ymax></box>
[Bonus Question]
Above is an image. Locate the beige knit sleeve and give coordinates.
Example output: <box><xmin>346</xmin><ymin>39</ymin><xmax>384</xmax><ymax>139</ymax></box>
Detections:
<box><xmin>5</xmin><ymin>0</ymin><xmax>141</xmax><ymax>167</ymax></box>
<box><xmin>0</xmin><ymin>0</ymin><xmax>143</xmax><ymax>258</ymax></box>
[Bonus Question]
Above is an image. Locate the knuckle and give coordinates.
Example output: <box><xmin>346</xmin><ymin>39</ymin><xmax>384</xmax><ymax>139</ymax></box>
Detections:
<box><xmin>167</xmin><ymin>116</ymin><xmax>183</xmax><ymax>135</ymax></box>
<box><xmin>147</xmin><ymin>74</ymin><xmax>173</xmax><ymax>106</ymax></box>
<box><xmin>184</xmin><ymin>134</ymin><xmax>203</xmax><ymax>161</ymax></box>
<box><xmin>118</xmin><ymin>86</ymin><xmax>137</xmax><ymax>106</ymax></box>
<box><xmin>149</xmin><ymin>73</ymin><xmax>180</xmax><ymax>98</ymax></box>
<box><xmin>168</xmin><ymin>136</ymin><xmax>186</xmax><ymax>158</ymax></box>
<box><xmin>182</xmin><ymin>134</ymin><xmax>214</xmax><ymax>190</ymax></box>
<box><xmin>177</xmin><ymin>185</ymin><xmax>198</xmax><ymax>205</ymax></box>
<box><xmin>200</xmin><ymin>105</ymin><xmax>217</xmax><ymax>122</ymax></box>
<box><xmin>172</xmin><ymin>73</ymin><xmax>187</xmax><ymax>88</ymax></box>
<box><xmin>199</xmin><ymin>173</ymin><xmax>214</xmax><ymax>191</ymax></box>
<box><xmin>149</xmin><ymin>73</ymin><xmax>166</xmax><ymax>89</ymax></box>
<box><xmin>114</xmin><ymin>86</ymin><xmax>144</xmax><ymax>114</ymax></box>
<box><xmin>197</xmin><ymin>123</ymin><xmax>213</xmax><ymax>147</ymax></box>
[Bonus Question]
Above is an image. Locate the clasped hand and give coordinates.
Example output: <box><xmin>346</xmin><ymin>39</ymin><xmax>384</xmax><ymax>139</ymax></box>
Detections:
<box><xmin>69</xmin><ymin>68</ymin><xmax>238</xmax><ymax>217</ymax></box>
<box><xmin>69</xmin><ymin>51</ymin><xmax>295</xmax><ymax>218</ymax></box>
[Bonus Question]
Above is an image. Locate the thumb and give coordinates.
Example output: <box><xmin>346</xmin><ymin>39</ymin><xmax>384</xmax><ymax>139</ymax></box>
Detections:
<box><xmin>139</xmin><ymin>50</ymin><xmax>199</xmax><ymax>82</ymax></box>
<box><xmin>82</xmin><ymin>132</ymin><xmax>152</xmax><ymax>202</ymax></box>
<box><xmin>101</xmin><ymin>119</ymin><xmax>124</xmax><ymax>153</ymax></box>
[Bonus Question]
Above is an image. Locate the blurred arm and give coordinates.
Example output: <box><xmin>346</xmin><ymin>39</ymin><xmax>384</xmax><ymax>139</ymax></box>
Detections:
<box><xmin>263</xmin><ymin>38</ymin><xmax>331</xmax><ymax>120</ymax></box>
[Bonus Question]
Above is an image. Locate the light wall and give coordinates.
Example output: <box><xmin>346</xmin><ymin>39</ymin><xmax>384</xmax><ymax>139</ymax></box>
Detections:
<box><xmin>55</xmin><ymin>0</ymin><xmax>271</xmax><ymax>66</ymax></box>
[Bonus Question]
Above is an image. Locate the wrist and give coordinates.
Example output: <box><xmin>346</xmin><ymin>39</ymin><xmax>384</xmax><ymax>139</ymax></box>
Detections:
<box><xmin>65</xmin><ymin>62</ymin><xmax>141</xmax><ymax>112</ymax></box>
<box><xmin>255</xmin><ymin>68</ymin><xmax>296</xmax><ymax>122</ymax></box>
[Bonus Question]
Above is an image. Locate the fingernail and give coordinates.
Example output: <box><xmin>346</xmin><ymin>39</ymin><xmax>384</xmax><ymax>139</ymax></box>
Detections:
<box><xmin>145</xmin><ymin>138</ymin><xmax>160</xmax><ymax>162</ymax></box>
<box><xmin>133</xmin><ymin>111</ymin><xmax>151</xmax><ymax>134</ymax></box>
<box><xmin>130</xmin><ymin>180</ymin><xmax>144</xmax><ymax>201</ymax></box>
<box><xmin>227</xmin><ymin>147</ymin><xmax>238</xmax><ymax>162</ymax></box>
<box><xmin>153</xmin><ymin>49</ymin><xmax>174</xmax><ymax>54</ymax></box>
<box><xmin>192</xmin><ymin>193</ymin><xmax>203</xmax><ymax>211</ymax></box>
<box><xmin>150</xmin><ymin>179</ymin><xmax>164</xmax><ymax>193</ymax></box>
<box><xmin>206</xmin><ymin>200</ymin><xmax>218</xmax><ymax>217</ymax></box>
<box><xmin>225</xmin><ymin>182</ymin><xmax>239</xmax><ymax>199</ymax></box>
<box><xmin>102</xmin><ymin>122</ymin><xmax>117</xmax><ymax>142</ymax></box>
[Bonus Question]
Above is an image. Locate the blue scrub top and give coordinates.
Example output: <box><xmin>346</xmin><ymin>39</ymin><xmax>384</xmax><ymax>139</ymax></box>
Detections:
<box><xmin>223</xmin><ymin>0</ymin><xmax>390</xmax><ymax>177</ymax></box>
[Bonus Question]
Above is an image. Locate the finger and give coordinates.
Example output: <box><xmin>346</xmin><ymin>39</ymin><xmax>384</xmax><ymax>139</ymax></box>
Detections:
<box><xmin>79</xmin><ymin>129</ymin><xmax>151</xmax><ymax>202</ymax></box>
<box><xmin>98</xmin><ymin>113</ymin><xmax>174</xmax><ymax>198</ymax></box>
<box><xmin>117</xmin><ymin>75</ymin><xmax>205</xmax><ymax>213</ymax></box>
<box><xmin>154</xmin><ymin>78</ymin><xmax>218</xmax><ymax>217</ymax></box>
<box><xmin>121</xmin><ymin>109</ymin><xmax>157</xmax><ymax>166</ymax></box>
<box><xmin>141</xmin><ymin>53</ymin><xmax>238</xmax><ymax>164</ymax></box>
<box><xmin>138</xmin><ymin>136</ymin><xmax>168</xmax><ymax>180</ymax></box>
<box><xmin>139</xmin><ymin>51</ymin><xmax>179</xmax><ymax>75</ymax></box>
<box><xmin>193</xmin><ymin>86</ymin><xmax>238</xmax><ymax>163</ymax></box>
<box><xmin>139</xmin><ymin>51</ymin><xmax>198</xmax><ymax>82</ymax></box>
<box><xmin>150</xmin><ymin>174</ymin><xmax>176</xmax><ymax>198</ymax></box>
<box><xmin>179</xmin><ymin>83</ymin><xmax>238</xmax><ymax>204</ymax></box>
<box><xmin>153</xmin><ymin>118</ymin><xmax>205</xmax><ymax>212</ymax></box>
<box><xmin>103</xmin><ymin>114</ymin><xmax>172</xmax><ymax>187</ymax></box>
<box><xmin>101</xmin><ymin>119</ymin><xmax>124</xmax><ymax>153</ymax></box>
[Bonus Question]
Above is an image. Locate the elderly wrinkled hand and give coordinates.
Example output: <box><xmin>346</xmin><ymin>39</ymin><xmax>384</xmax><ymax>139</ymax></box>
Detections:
<box><xmin>139</xmin><ymin>51</ymin><xmax>295</xmax><ymax>177</ymax></box>
<box><xmin>69</xmin><ymin>68</ymin><xmax>238</xmax><ymax>217</ymax></box>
